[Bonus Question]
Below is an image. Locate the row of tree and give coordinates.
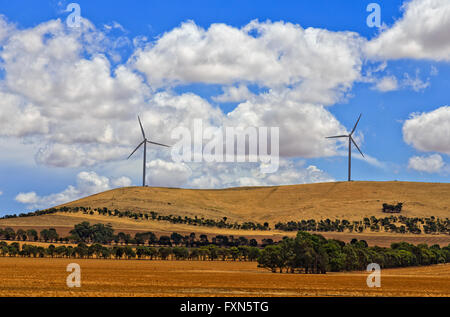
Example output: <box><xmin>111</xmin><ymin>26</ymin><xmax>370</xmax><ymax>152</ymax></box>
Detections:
<box><xmin>2</xmin><ymin>231</ymin><xmax>448</xmax><ymax>274</ymax></box>
<box><xmin>0</xmin><ymin>206</ymin><xmax>270</xmax><ymax>231</ymax></box>
<box><xmin>0</xmin><ymin>227</ymin><xmax>60</xmax><ymax>242</ymax></box>
<box><xmin>258</xmin><ymin>231</ymin><xmax>450</xmax><ymax>273</ymax></box>
<box><xmin>1</xmin><ymin>222</ymin><xmax>275</xmax><ymax>248</ymax></box>
<box><xmin>4</xmin><ymin>206</ymin><xmax>447</xmax><ymax>235</ymax></box>
<box><xmin>0</xmin><ymin>241</ymin><xmax>262</xmax><ymax>262</ymax></box>
<box><xmin>274</xmin><ymin>215</ymin><xmax>449</xmax><ymax>235</ymax></box>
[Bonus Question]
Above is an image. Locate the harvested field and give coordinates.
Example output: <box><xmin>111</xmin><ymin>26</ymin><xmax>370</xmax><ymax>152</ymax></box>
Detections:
<box><xmin>0</xmin><ymin>258</ymin><xmax>448</xmax><ymax>297</ymax></box>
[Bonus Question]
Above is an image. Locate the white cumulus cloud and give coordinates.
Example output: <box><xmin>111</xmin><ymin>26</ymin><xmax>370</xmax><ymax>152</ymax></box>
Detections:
<box><xmin>15</xmin><ymin>171</ymin><xmax>132</xmax><ymax>209</ymax></box>
<box><xmin>186</xmin><ymin>159</ymin><xmax>334</xmax><ymax>189</ymax></box>
<box><xmin>373</xmin><ymin>75</ymin><xmax>399</xmax><ymax>92</ymax></box>
<box><xmin>212</xmin><ymin>84</ymin><xmax>255</xmax><ymax>103</ymax></box>
<box><xmin>402</xmin><ymin>71</ymin><xmax>430</xmax><ymax>92</ymax></box>
<box><xmin>408</xmin><ymin>154</ymin><xmax>445</xmax><ymax>173</ymax></box>
<box><xmin>0</xmin><ymin>15</ymin><xmax>386</xmax><ymax>190</ymax></box>
<box><xmin>112</xmin><ymin>176</ymin><xmax>132</xmax><ymax>187</ymax></box>
<box><xmin>132</xmin><ymin>19</ymin><xmax>365</xmax><ymax>103</ymax></box>
<box><xmin>403</xmin><ymin>106</ymin><xmax>450</xmax><ymax>154</ymax></box>
<box><xmin>226</xmin><ymin>93</ymin><xmax>347</xmax><ymax>158</ymax></box>
<box><xmin>15</xmin><ymin>192</ymin><xmax>39</xmax><ymax>205</ymax></box>
<box><xmin>366</xmin><ymin>0</ymin><xmax>450</xmax><ymax>61</ymax></box>
<box><xmin>146</xmin><ymin>159</ymin><xmax>192</xmax><ymax>187</ymax></box>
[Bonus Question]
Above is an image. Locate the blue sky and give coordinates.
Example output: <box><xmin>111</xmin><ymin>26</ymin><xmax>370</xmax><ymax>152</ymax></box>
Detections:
<box><xmin>0</xmin><ymin>0</ymin><xmax>449</xmax><ymax>215</ymax></box>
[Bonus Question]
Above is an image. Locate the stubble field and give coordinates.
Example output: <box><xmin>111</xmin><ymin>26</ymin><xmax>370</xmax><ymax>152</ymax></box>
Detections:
<box><xmin>0</xmin><ymin>257</ymin><xmax>448</xmax><ymax>297</ymax></box>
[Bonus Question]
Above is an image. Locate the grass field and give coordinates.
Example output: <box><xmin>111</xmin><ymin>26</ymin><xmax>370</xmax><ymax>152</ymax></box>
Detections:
<box><xmin>0</xmin><ymin>257</ymin><xmax>448</xmax><ymax>297</ymax></box>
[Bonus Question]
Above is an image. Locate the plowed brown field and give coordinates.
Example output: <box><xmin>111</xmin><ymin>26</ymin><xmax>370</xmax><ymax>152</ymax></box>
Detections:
<box><xmin>0</xmin><ymin>258</ymin><xmax>448</xmax><ymax>297</ymax></box>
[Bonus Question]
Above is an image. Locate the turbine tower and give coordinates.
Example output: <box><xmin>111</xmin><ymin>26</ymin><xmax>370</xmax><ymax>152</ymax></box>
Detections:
<box><xmin>127</xmin><ymin>116</ymin><xmax>170</xmax><ymax>187</ymax></box>
<box><xmin>326</xmin><ymin>114</ymin><xmax>365</xmax><ymax>182</ymax></box>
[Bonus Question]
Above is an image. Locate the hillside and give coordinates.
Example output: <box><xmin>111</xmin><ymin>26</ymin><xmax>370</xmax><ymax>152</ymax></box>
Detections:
<box><xmin>1</xmin><ymin>181</ymin><xmax>449</xmax><ymax>247</ymax></box>
<box><xmin>55</xmin><ymin>181</ymin><xmax>450</xmax><ymax>223</ymax></box>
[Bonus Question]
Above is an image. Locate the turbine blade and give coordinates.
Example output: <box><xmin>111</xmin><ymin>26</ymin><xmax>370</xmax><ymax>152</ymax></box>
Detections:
<box><xmin>138</xmin><ymin>115</ymin><xmax>146</xmax><ymax>139</ymax></box>
<box><xmin>350</xmin><ymin>113</ymin><xmax>362</xmax><ymax>136</ymax></box>
<box><xmin>127</xmin><ymin>140</ymin><xmax>145</xmax><ymax>159</ymax></box>
<box><xmin>351</xmin><ymin>137</ymin><xmax>364</xmax><ymax>158</ymax></box>
<box><xmin>147</xmin><ymin>140</ymin><xmax>170</xmax><ymax>148</ymax></box>
<box><xmin>325</xmin><ymin>135</ymin><xmax>348</xmax><ymax>139</ymax></box>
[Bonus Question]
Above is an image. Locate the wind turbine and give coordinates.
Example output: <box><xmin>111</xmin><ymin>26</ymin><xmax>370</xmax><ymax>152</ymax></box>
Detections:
<box><xmin>326</xmin><ymin>114</ymin><xmax>364</xmax><ymax>182</ymax></box>
<box><xmin>127</xmin><ymin>116</ymin><xmax>170</xmax><ymax>187</ymax></box>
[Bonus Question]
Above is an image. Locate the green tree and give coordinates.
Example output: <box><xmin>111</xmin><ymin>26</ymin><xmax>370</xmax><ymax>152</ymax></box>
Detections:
<box><xmin>258</xmin><ymin>245</ymin><xmax>282</xmax><ymax>273</ymax></box>
<box><xmin>3</xmin><ymin>227</ymin><xmax>15</xmax><ymax>240</ymax></box>
<box><xmin>171</xmin><ymin>232</ymin><xmax>184</xmax><ymax>246</ymax></box>
<box><xmin>248</xmin><ymin>247</ymin><xmax>261</xmax><ymax>261</ymax></box>
<box><xmin>172</xmin><ymin>247</ymin><xmax>189</xmax><ymax>260</ymax></box>
<box><xmin>47</xmin><ymin>245</ymin><xmax>56</xmax><ymax>258</ymax></box>
<box><xmin>16</xmin><ymin>229</ymin><xmax>27</xmax><ymax>241</ymax></box>
<box><xmin>69</xmin><ymin>222</ymin><xmax>93</xmax><ymax>243</ymax></box>
<box><xmin>159</xmin><ymin>236</ymin><xmax>172</xmax><ymax>246</ymax></box>
<box><xmin>229</xmin><ymin>247</ymin><xmax>240</xmax><ymax>261</ymax></box>
<box><xmin>26</xmin><ymin>229</ymin><xmax>38</xmax><ymax>241</ymax></box>
<box><xmin>159</xmin><ymin>247</ymin><xmax>172</xmax><ymax>260</ymax></box>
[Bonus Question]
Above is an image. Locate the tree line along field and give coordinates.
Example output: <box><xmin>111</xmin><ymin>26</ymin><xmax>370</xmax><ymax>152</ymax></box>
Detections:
<box><xmin>1</xmin><ymin>215</ymin><xmax>449</xmax><ymax>250</ymax></box>
<box><xmin>3</xmin><ymin>205</ymin><xmax>448</xmax><ymax>235</ymax></box>
<box><xmin>0</xmin><ymin>257</ymin><xmax>448</xmax><ymax>297</ymax></box>
<box><xmin>1</xmin><ymin>222</ymin><xmax>449</xmax><ymax>274</ymax></box>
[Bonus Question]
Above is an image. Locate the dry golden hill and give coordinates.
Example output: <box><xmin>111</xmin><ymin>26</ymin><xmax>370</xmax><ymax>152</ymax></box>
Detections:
<box><xmin>55</xmin><ymin>181</ymin><xmax>450</xmax><ymax>224</ymax></box>
<box><xmin>1</xmin><ymin>181</ymin><xmax>449</xmax><ymax>247</ymax></box>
